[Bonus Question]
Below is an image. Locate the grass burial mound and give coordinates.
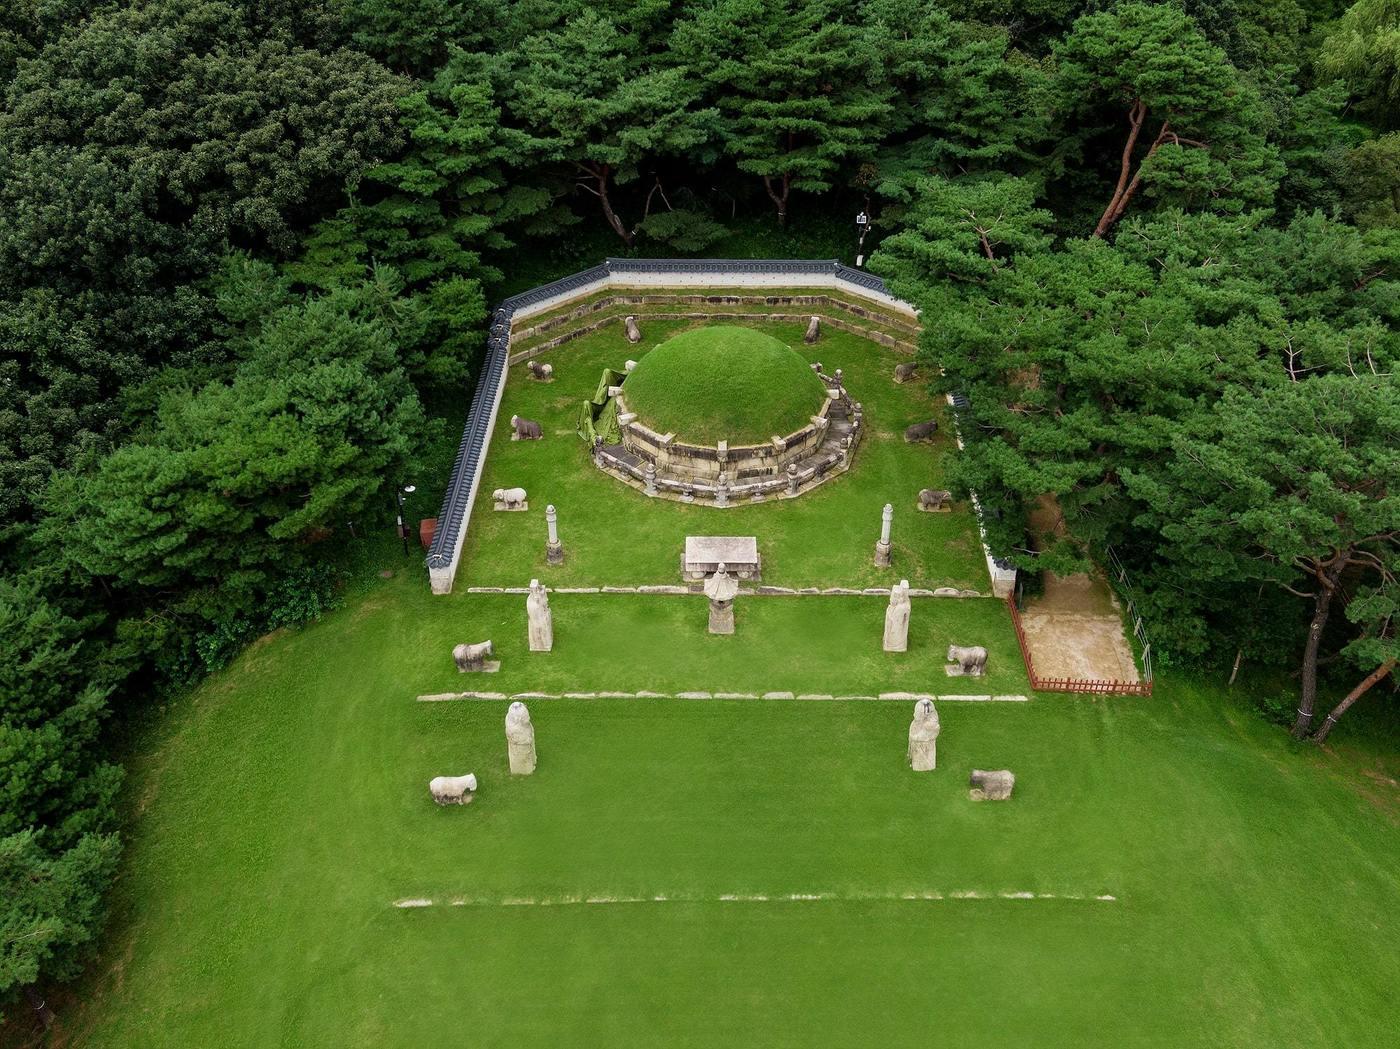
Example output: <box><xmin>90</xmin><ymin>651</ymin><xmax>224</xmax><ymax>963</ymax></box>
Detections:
<box><xmin>623</xmin><ymin>325</ymin><xmax>827</xmax><ymax>445</ymax></box>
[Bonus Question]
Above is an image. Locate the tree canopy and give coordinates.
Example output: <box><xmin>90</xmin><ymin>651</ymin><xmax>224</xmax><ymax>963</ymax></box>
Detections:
<box><xmin>4</xmin><ymin>0</ymin><xmax>1400</xmax><ymax>1023</ymax></box>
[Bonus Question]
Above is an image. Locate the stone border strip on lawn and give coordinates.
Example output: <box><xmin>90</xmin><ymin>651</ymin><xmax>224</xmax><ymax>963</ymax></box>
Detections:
<box><xmin>463</xmin><ymin>585</ymin><xmax>988</xmax><ymax>597</ymax></box>
<box><xmin>417</xmin><ymin>691</ymin><xmax>1028</xmax><ymax>703</ymax></box>
<box><xmin>394</xmin><ymin>890</ymin><xmax>1114</xmax><ymax>909</ymax></box>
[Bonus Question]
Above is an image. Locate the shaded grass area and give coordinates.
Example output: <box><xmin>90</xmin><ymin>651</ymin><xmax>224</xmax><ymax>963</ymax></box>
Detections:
<box><xmin>463</xmin><ymin>319</ymin><xmax>984</xmax><ymax>589</ymax></box>
<box><xmin>621</xmin><ymin>325</ymin><xmax>827</xmax><ymax>443</ymax></box>
<box><xmin>39</xmin><ymin>570</ymin><xmax>1400</xmax><ymax>1049</ymax></box>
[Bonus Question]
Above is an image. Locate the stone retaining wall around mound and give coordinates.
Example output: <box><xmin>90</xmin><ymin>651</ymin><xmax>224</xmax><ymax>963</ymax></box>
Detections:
<box><xmin>507</xmin><ymin>292</ymin><xmax>920</xmax><ymax>356</ymax></box>
<box><xmin>508</xmin><ymin>308</ymin><xmax>919</xmax><ymax>362</ymax></box>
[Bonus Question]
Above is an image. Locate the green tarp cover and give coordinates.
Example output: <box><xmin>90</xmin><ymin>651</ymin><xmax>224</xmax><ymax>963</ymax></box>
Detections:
<box><xmin>576</xmin><ymin>367</ymin><xmax>627</xmax><ymax>445</ymax></box>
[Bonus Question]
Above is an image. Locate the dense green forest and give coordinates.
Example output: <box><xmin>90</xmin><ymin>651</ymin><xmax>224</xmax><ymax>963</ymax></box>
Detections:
<box><xmin>1</xmin><ymin>0</ymin><xmax>1397</xmax><ymax>1022</ymax></box>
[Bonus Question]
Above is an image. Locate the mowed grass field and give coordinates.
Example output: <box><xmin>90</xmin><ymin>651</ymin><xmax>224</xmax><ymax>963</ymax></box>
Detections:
<box><xmin>460</xmin><ymin>319</ymin><xmax>987</xmax><ymax>590</ymax></box>
<box><xmin>36</xmin><ymin>570</ymin><xmax>1400</xmax><ymax>1049</ymax></box>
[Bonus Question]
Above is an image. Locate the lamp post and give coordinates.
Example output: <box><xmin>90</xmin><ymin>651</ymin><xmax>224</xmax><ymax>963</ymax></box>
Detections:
<box><xmin>855</xmin><ymin>208</ymin><xmax>872</xmax><ymax>267</ymax></box>
<box><xmin>395</xmin><ymin>484</ymin><xmax>416</xmax><ymax>556</ymax></box>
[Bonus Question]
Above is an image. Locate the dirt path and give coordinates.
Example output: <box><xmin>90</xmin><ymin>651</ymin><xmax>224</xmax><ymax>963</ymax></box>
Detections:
<box><xmin>1020</xmin><ymin>499</ymin><xmax>1140</xmax><ymax>683</ymax></box>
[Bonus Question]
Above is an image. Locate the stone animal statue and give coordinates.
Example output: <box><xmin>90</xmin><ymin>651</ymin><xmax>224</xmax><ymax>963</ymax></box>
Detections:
<box><xmin>919</xmin><ymin>489</ymin><xmax>952</xmax><ymax>511</ymax></box>
<box><xmin>526</xmin><ymin>359</ymin><xmax>553</xmax><ymax>381</ymax></box>
<box><xmin>429</xmin><ymin>773</ymin><xmax>478</xmax><ymax>805</ymax></box>
<box><xmin>946</xmin><ymin>644</ymin><xmax>988</xmax><ymax>677</ymax></box>
<box><xmin>809</xmin><ymin>361</ymin><xmax>823</xmax><ymax>374</ymax></box>
<box><xmin>493</xmin><ymin>487</ymin><xmax>527</xmax><ymax>510</ymax></box>
<box><xmin>511</xmin><ymin>414</ymin><xmax>543</xmax><ymax>440</ymax></box>
<box><xmin>804</xmin><ymin>316</ymin><xmax>821</xmax><ymax>344</ymax></box>
<box><xmin>904</xmin><ymin>419</ymin><xmax>939</xmax><ymax>443</ymax></box>
<box><xmin>624</xmin><ymin>359</ymin><xmax>639</xmax><ymax>373</ymax></box>
<box><xmin>453</xmin><ymin>640</ymin><xmax>494</xmax><ymax>672</ymax></box>
<box><xmin>624</xmin><ymin>315</ymin><xmax>642</xmax><ymax>344</ymax></box>
<box><xmin>894</xmin><ymin>361</ymin><xmax>918</xmax><ymax>384</ymax></box>
<box><xmin>969</xmin><ymin>769</ymin><xmax>1015</xmax><ymax>801</ymax></box>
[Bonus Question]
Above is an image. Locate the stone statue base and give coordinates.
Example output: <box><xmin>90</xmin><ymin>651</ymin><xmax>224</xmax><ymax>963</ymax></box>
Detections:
<box><xmin>459</xmin><ymin>662</ymin><xmax>501</xmax><ymax>674</ymax></box>
<box><xmin>910</xmin><ymin>743</ymin><xmax>937</xmax><ymax>772</ymax></box>
<box><xmin>874</xmin><ymin>541</ymin><xmax>891</xmax><ymax>567</ymax></box>
<box><xmin>917</xmin><ymin>504</ymin><xmax>952</xmax><ymax>513</ymax></box>
<box><xmin>709</xmin><ymin>602</ymin><xmax>734</xmax><ymax>634</ymax></box>
<box><xmin>508</xmin><ymin>743</ymin><xmax>537</xmax><ymax>776</ymax></box>
<box><xmin>434</xmin><ymin>793</ymin><xmax>475</xmax><ymax>806</ymax></box>
<box><xmin>546</xmin><ymin>541</ymin><xmax>564</xmax><ymax>565</ymax></box>
<box><xmin>944</xmin><ymin>665</ymin><xmax>984</xmax><ymax>677</ymax></box>
<box><xmin>494</xmin><ymin>501</ymin><xmax>528</xmax><ymax>512</ymax></box>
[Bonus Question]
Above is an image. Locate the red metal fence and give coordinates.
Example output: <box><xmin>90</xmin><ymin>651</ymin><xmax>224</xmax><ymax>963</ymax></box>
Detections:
<box><xmin>1005</xmin><ymin>596</ymin><xmax>1154</xmax><ymax>697</ymax></box>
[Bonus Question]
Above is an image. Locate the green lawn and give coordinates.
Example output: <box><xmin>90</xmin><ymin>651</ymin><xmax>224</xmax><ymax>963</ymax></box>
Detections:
<box><xmin>40</xmin><ymin>570</ymin><xmax>1400</xmax><ymax>1048</ymax></box>
<box><xmin>621</xmin><ymin>324</ymin><xmax>827</xmax><ymax>443</ymax></box>
<box><xmin>463</xmin><ymin>319</ymin><xmax>986</xmax><ymax>590</ymax></box>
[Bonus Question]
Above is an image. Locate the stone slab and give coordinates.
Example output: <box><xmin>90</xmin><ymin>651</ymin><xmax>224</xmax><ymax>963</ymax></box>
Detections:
<box><xmin>684</xmin><ymin>536</ymin><xmax>761</xmax><ymax>581</ymax></box>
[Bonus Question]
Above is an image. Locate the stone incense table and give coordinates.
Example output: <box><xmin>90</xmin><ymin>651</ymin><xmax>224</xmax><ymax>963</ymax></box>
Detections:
<box><xmin>684</xmin><ymin>536</ymin><xmax>760</xmax><ymax>583</ymax></box>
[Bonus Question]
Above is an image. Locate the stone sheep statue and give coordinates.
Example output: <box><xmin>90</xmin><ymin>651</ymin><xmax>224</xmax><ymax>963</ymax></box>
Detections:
<box><xmin>918</xmin><ymin>489</ymin><xmax>952</xmax><ymax>512</ymax></box>
<box><xmin>904</xmin><ymin>419</ymin><xmax>939</xmax><ymax>443</ymax></box>
<box><xmin>526</xmin><ymin>359</ymin><xmax>554</xmax><ymax>381</ymax></box>
<box><xmin>894</xmin><ymin>361</ymin><xmax>918</xmax><ymax>384</ymax></box>
<box><xmin>945</xmin><ymin>644</ymin><xmax>988</xmax><ymax>677</ymax></box>
<box><xmin>493</xmin><ymin>487</ymin><xmax>527</xmax><ymax>511</ymax></box>
<box><xmin>624</xmin><ymin>315</ymin><xmax>642</xmax><ymax>343</ymax></box>
<box><xmin>804</xmin><ymin>316</ymin><xmax>821</xmax><ymax>344</ymax></box>
<box><xmin>453</xmin><ymin>640</ymin><xmax>494</xmax><ymax>672</ymax></box>
<box><xmin>511</xmin><ymin>414</ymin><xmax>543</xmax><ymax>441</ymax></box>
<box><xmin>429</xmin><ymin>773</ymin><xmax>478</xmax><ymax>805</ymax></box>
<box><xmin>969</xmin><ymin>769</ymin><xmax>1015</xmax><ymax>801</ymax></box>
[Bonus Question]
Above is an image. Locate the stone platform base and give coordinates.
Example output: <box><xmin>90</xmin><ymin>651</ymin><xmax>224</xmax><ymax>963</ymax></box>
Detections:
<box><xmin>458</xmin><ymin>662</ymin><xmax>501</xmax><ymax>674</ymax></box>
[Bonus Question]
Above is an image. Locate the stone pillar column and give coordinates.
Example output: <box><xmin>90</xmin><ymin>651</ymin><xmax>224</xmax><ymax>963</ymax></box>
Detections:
<box><xmin>545</xmin><ymin>504</ymin><xmax>564</xmax><ymax>565</ymax></box>
<box><xmin>874</xmin><ymin>502</ymin><xmax>893</xmax><ymax>567</ymax></box>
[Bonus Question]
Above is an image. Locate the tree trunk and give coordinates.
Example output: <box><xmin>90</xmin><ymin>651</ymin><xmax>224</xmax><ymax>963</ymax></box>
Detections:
<box><xmin>1093</xmin><ymin>99</ymin><xmax>1146</xmax><ymax>238</ymax></box>
<box><xmin>763</xmin><ymin>173</ymin><xmax>790</xmax><ymax>226</ymax></box>
<box><xmin>584</xmin><ymin>163</ymin><xmax>633</xmax><ymax>247</ymax></box>
<box><xmin>24</xmin><ymin>985</ymin><xmax>55</xmax><ymax>1031</ymax></box>
<box><xmin>1310</xmin><ymin>660</ymin><xmax>1396</xmax><ymax>744</ymax></box>
<box><xmin>1291</xmin><ymin>558</ymin><xmax>1349</xmax><ymax>739</ymax></box>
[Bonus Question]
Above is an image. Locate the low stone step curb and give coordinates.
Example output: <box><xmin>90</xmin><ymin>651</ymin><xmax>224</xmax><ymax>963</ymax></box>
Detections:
<box><xmin>418</xmin><ymin>691</ymin><xmax>1029</xmax><ymax>703</ymax></box>
<box><xmin>463</xmin><ymin>585</ymin><xmax>987</xmax><ymax>598</ymax></box>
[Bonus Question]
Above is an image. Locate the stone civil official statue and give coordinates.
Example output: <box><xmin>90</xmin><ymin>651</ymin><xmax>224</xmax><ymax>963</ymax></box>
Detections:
<box><xmin>908</xmin><ymin>698</ymin><xmax>940</xmax><ymax>772</ymax></box>
<box><xmin>526</xmin><ymin>578</ymin><xmax>553</xmax><ymax>652</ymax></box>
<box><xmin>704</xmin><ymin>562</ymin><xmax>738</xmax><ymax>634</ymax></box>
